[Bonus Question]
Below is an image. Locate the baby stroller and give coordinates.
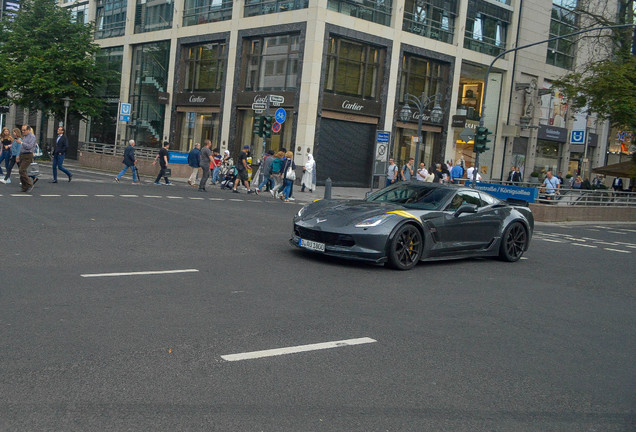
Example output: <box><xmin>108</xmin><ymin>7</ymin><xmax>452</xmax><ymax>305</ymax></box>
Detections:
<box><xmin>219</xmin><ymin>165</ymin><xmax>238</xmax><ymax>189</ymax></box>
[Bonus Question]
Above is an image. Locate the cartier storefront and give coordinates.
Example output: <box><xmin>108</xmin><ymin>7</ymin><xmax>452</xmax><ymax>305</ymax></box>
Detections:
<box><xmin>174</xmin><ymin>92</ymin><xmax>222</xmax><ymax>152</ymax></box>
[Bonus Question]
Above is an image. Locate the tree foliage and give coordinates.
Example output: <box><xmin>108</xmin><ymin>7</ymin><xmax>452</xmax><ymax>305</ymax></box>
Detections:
<box><xmin>0</xmin><ymin>0</ymin><xmax>106</xmax><ymax>119</ymax></box>
<box><xmin>553</xmin><ymin>0</ymin><xmax>636</xmax><ymax>131</ymax></box>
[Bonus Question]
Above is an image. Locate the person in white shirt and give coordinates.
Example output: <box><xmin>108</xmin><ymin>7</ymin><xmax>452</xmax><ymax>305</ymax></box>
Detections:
<box><xmin>416</xmin><ymin>162</ymin><xmax>428</xmax><ymax>181</ymax></box>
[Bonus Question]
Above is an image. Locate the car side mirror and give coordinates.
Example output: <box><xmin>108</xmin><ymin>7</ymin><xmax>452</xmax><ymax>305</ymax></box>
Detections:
<box><xmin>454</xmin><ymin>203</ymin><xmax>478</xmax><ymax>217</ymax></box>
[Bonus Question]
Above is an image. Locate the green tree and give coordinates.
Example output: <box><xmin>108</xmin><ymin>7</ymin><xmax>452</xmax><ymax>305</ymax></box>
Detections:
<box><xmin>553</xmin><ymin>0</ymin><xmax>636</xmax><ymax>131</ymax></box>
<box><xmin>0</xmin><ymin>0</ymin><xmax>106</xmax><ymax>121</ymax></box>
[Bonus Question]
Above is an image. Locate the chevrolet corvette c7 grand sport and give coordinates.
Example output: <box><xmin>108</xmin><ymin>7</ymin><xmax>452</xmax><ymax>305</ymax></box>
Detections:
<box><xmin>291</xmin><ymin>182</ymin><xmax>533</xmax><ymax>270</ymax></box>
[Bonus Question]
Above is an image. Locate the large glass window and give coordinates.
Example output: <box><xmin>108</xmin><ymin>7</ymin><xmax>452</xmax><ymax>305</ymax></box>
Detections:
<box><xmin>464</xmin><ymin>0</ymin><xmax>511</xmax><ymax>56</ymax></box>
<box><xmin>244</xmin><ymin>0</ymin><xmax>308</xmax><ymax>17</ymax></box>
<box><xmin>183</xmin><ymin>43</ymin><xmax>227</xmax><ymax>91</ymax></box>
<box><xmin>243</xmin><ymin>35</ymin><xmax>301</xmax><ymax>91</ymax></box>
<box><xmin>90</xmin><ymin>46</ymin><xmax>123</xmax><ymax>144</ymax></box>
<box><xmin>403</xmin><ymin>0</ymin><xmax>456</xmax><ymax>44</ymax></box>
<box><xmin>325</xmin><ymin>37</ymin><xmax>383</xmax><ymax>99</ymax></box>
<box><xmin>129</xmin><ymin>41</ymin><xmax>170</xmax><ymax>148</ymax></box>
<box><xmin>183</xmin><ymin>0</ymin><xmax>232</xmax><ymax>26</ymax></box>
<box><xmin>546</xmin><ymin>0</ymin><xmax>578</xmax><ymax>69</ymax></box>
<box><xmin>399</xmin><ymin>55</ymin><xmax>449</xmax><ymax>103</ymax></box>
<box><xmin>95</xmin><ymin>0</ymin><xmax>127</xmax><ymax>39</ymax></box>
<box><xmin>327</xmin><ymin>0</ymin><xmax>392</xmax><ymax>26</ymax></box>
<box><xmin>70</xmin><ymin>2</ymin><xmax>89</xmax><ymax>24</ymax></box>
<box><xmin>135</xmin><ymin>0</ymin><xmax>173</xmax><ymax>33</ymax></box>
<box><xmin>534</xmin><ymin>140</ymin><xmax>562</xmax><ymax>175</ymax></box>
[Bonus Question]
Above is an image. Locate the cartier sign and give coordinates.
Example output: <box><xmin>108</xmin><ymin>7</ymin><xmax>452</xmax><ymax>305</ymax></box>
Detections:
<box><xmin>175</xmin><ymin>92</ymin><xmax>221</xmax><ymax>106</ymax></box>
<box><xmin>323</xmin><ymin>93</ymin><xmax>381</xmax><ymax>117</ymax></box>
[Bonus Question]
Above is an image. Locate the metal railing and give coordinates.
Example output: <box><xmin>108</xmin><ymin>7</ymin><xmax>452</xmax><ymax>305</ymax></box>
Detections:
<box><xmin>81</xmin><ymin>142</ymin><xmax>160</xmax><ymax>160</ymax></box>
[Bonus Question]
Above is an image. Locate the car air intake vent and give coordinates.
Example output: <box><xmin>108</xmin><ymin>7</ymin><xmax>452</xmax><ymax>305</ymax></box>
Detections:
<box><xmin>295</xmin><ymin>225</ymin><xmax>355</xmax><ymax>247</ymax></box>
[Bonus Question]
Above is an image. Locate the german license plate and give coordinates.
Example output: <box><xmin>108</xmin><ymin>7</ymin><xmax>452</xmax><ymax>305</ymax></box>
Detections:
<box><xmin>299</xmin><ymin>238</ymin><xmax>325</xmax><ymax>252</ymax></box>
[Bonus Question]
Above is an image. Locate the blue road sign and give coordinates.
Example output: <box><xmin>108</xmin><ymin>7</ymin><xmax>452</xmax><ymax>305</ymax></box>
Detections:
<box><xmin>119</xmin><ymin>115</ymin><xmax>130</xmax><ymax>122</ymax></box>
<box><xmin>376</xmin><ymin>131</ymin><xmax>390</xmax><ymax>143</ymax></box>
<box><xmin>570</xmin><ymin>130</ymin><xmax>586</xmax><ymax>144</ymax></box>
<box><xmin>275</xmin><ymin>108</ymin><xmax>287</xmax><ymax>124</ymax></box>
<box><xmin>120</xmin><ymin>103</ymin><xmax>131</xmax><ymax>116</ymax></box>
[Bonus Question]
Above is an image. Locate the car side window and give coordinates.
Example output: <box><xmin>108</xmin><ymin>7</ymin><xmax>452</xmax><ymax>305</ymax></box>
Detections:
<box><xmin>445</xmin><ymin>191</ymin><xmax>482</xmax><ymax>211</ymax></box>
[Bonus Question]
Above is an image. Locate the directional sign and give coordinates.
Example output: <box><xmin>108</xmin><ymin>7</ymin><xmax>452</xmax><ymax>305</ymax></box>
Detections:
<box><xmin>570</xmin><ymin>130</ymin><xmax>586</xmax><ymax>144</ymax></box>
<box><xmin>269</xmin><ymin>95</ymin><xmax>284</xmax><ymax>104</ymax></box>
<box><xmin>272</xmin><ymin>122</ymin><xmax>282</xmax><ymax>134</ymax></box>
<box><xmin>275</xmin><ymin>108</ymin><xmax>287</xmax><ymax>124</ymax></box>
<box><xmin>459</xmin><ymin>127</ymin><xmax>475</xmax><ymax>142</ymax></box>
<box><xmin>119</xmin><ymin>115</ymin><xmax>130</xmax><ymax>122</ymax></box>
<box><xmin>252</xmin><ymin>102</ymin><xmax>266</xmax><ymax>111</ymax></box>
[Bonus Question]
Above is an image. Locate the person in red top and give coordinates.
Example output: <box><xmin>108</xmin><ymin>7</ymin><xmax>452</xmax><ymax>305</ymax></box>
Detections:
<box><xmin>210</xmin><ymin>148</ymin><xmax>222</xmax><ymax>185</ymax></box>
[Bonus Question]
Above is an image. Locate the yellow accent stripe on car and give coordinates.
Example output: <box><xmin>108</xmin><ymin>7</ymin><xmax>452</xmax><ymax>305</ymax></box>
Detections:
<box><xmin>313</xmin><ymin>199</ymin><xmax>322</xmax><ymax>203</ymax></box>
<box><xmin>387</xmin><ymin>210</ymin><xmax>419</xmax><ymax>220</ymax></box>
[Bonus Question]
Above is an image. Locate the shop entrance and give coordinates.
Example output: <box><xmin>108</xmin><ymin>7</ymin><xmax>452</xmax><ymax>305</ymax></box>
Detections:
<box><xmin>176</xmin><ymin>111</ymin><xmax>219</xmax><ymax>152</ymax></box>
<box><xmin>316</xmin><ymin>118</ymin><xmax>375</xmax><ymax>187</ymax></box>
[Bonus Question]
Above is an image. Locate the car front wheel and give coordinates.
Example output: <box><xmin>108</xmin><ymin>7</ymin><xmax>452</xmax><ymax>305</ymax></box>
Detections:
<box><xmin>499</xmin><ymin>222</ymin><xmax>528</xmax><ymax>262</ymax></box>
<box><xmin>387</xmin><ymin>224</ymin><xmax>422</xmax><ymax>270</ymax></box>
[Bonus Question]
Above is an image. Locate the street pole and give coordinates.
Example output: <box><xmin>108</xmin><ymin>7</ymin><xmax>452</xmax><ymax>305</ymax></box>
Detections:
<box><xmin>400</xmin><ymin>93</ymin><xmax>443</xmax><ymax>170</ymax></box>
<box><xmin>477</xmin><ymin>24</ymin><xmax>635</xmax><ymax>184</ymax></box>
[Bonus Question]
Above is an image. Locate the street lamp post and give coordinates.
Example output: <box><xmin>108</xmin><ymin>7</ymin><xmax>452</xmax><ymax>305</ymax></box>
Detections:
<box><xmin>399</xmin><ymin>93</ymin><xmax>443</xmax><ymax>169</ymax></box>
<box><xmin>62</xmin><ymin>97</ymin><xmax>72</xmax><ymax>129</ymax></box>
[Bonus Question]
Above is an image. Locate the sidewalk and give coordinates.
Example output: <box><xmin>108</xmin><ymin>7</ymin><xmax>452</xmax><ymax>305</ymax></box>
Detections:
<box><xmin>37</xmin><ymin>159</ymin><xmax>370</xmax><ymax>204</ymax></box>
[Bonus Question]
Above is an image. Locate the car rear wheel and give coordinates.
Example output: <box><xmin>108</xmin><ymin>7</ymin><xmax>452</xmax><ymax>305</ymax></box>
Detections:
<box><xmin>499</xmin><ymin>222</ymin><xmax>527</xmax><ymax>262</ymax></box>
<box><xmin>387</xmin><ymin>224</ymin><xmax>422</xmax><ymax>270</ymax></box>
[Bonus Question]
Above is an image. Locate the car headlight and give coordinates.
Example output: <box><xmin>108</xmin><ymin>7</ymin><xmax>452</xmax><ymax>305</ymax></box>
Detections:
<box><xmin>355</xmin><ymin>214</ymin><xmax>394</xmax><ymax>228</ymax></box>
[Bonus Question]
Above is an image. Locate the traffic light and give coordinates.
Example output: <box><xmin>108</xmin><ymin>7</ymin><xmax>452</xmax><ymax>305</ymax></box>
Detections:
<box><xmin>253</xmin><ymin>116</ymin><xmax>264</xmax><ymax>137</ymax></box>
<box><xmin>263</xmin><ymin>116</ymin><xmax>273</xmax><ymax>138</ymax></box>
<box><xmin>474</xmin><ymin>126</ymin><xmax>492</xmax><ymax>153</ymax></box>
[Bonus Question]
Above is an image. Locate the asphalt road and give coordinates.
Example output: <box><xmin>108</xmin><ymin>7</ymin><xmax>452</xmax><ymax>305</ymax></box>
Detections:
<box><xmin>1</xmin><ymin>168</ymin><xmax>635</xmax><ymax>431</ymax></box>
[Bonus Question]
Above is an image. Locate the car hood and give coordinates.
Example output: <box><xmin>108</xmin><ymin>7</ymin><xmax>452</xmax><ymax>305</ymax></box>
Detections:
<box><xmin>297</xmin><ymin>200</ymin><xmax>416</xmax><ymax>227</ymax></box>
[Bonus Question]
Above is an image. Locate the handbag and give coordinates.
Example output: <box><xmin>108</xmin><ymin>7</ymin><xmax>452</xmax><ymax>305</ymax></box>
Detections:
<box><xmin>33</xmin><ymin>144</ymin><xmax>43</xmax><ymax>158</ymax></box>
<box><xmin>286</xmin><ymin>166</ymin><xmax>296</xmax><ymax>181</ymax></box>
<box><xmin>27</xmin><ymin>162</ymin><xmax>40</xmax><ymax>176</ymax></box>
<box><xmin>164</xmin><ymin>168</ymin><xmax>172</xmax><ymax>177</ymax></box>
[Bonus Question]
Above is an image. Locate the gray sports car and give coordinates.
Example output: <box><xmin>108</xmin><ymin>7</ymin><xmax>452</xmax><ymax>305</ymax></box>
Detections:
<box><xmin>291</xmin><ymin>182</ymin><xmax>533</xmax><ymax>270</ymax></box>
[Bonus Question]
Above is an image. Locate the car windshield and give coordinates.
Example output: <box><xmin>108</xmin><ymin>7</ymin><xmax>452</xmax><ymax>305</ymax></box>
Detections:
<box><xmin>366</xmin><ymin>183</ymin><xmax>452</xmax><ymax>210</ymax></box>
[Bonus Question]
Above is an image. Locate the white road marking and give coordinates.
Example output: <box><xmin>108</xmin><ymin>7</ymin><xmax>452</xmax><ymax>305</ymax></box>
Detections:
<box><xmin>520</xmin><ymin>257</ymin><xmax>528</xmax><ymax>260</ymax></box>
<box><xmin>221</xmin><ymin>337</ymin><xmax>377</xmax><ymax>362</ymax></box>
<box><xmin>604</xmin><ymin>248</ymin><xmax>631</xmax><ymax>254</ymax></box>
<box><xmin>229</xmin><ymin>199</ymin><xmax>243</xmax><ymax>202</ymax></box>
<box><xmin>624</xmin><ymin>245</ymin><xmax>636</xmax><ymax>249</ymax></box>
<box><xmin>209</xmin><ymin>198</ymin><xmax>224</xmax><ymax>201</ymax></box>
<box><xmin>120</xmin><ymin>194</ymin><xmax>138</xmax><ymax>197</ymax></box>
<box><xmin>41</xmin><ymin>194</ymin><xmax>61</xmax><ymax>197</ymax></box>
<box><xmin>95</xmin><ymin>194</ymin><xmax>114</xmax><ymax>197</ymax></box>
<box><xmin>81</xmin><ymin>269</ymin><xmax>199</xmax><ymax>278</ymax></box>
<box><xmin>143</xmin><ymin>195</ymin><xmax>162</xmax><ymax>198</ymax></box>
<box><xmin>166</xmin><ymin>196</ymin><xmax>183</xmax><ymax>199</ymax></box>
<box><xmin>587</xmin><ymin>229</ymin><xmax>600</xmax><ymax>232</ymax></box>
<box><xmin>608</xmin><ymin>231</ymin><xmax>626</xmax><ymax>235</ymax></box>
<box><xmin>68</xmin><ymin>194</ymin><xmax>88</xmax><ymax>197</ymax></box>
<box><xmin>619</xmin><ymin>229</ymin><xmax>636</xmax><ymax>233</ymax></box>
<box><xmin>538</xmin><ymin>238</ymin><xmax>562</xmax><ymax>243</ymax></box>
<box><xmin>188</xmin><ymin>197</ymin><xmax>204</xmax><ymax>200</ymax></box>
<box><xmin>10</xmin><ymin>194</ymin><xmax>29</xmax><ymax>196</ymax></box>
<box><xmin>572</xmin><ymin>243</ymin><xmax>597</xmax><ymax>248</ymax></box>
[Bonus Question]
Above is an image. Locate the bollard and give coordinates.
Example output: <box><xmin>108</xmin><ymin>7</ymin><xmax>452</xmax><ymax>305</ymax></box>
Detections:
<box><xmin>324</xmin><ymin>177</ymin><xmax>332</xmax><ymax>200</ymax></box>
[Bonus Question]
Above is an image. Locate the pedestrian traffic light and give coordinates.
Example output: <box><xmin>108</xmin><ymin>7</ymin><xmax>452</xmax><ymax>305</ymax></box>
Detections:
<box><xmin>253</xmin><ymin>116</ymin><xmax>264</xmax><ymax>137</ymax></box>
<box><xmin>263</xmin><ymin>116</ymin><xmax>273</xmax><ymax>138</ymax></box>
<box><xmin>474</xmin><ymin>126</ymin><xmax>492</xmax><ymax>153</ymax></box>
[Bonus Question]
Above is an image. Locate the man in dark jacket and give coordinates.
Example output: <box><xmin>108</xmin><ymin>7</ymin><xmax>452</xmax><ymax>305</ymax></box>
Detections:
<box><xmin>115</xmin><ymin>140</ymin><xmax>139</xmax><ymax>183</ymax></box>
<box><xmin>187</xmin><ymin>142</ymin><xmax>201</xmax><ymax>186</ymax></box>
<box><xmin>50</xmin><ymin>126</ymin><xmax>73</xmax><ymax>183</ymax></box>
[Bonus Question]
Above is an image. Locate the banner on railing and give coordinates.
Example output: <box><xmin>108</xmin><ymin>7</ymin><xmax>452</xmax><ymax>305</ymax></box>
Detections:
<box><xmin>168</xmin><ymin>152</ymin><xmax>188</xmax><ymax>164</ymax></box>
<box><xmin>465</xmin><ymin>181</ymin><xmax>538</xmax><ymax>203</ymax></box>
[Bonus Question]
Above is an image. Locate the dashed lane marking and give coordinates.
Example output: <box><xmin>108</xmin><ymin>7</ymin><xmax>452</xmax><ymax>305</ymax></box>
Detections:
<box><xmin>95</xmin><ymin>194</ymin><xmax>114</xmax><ymax>197</ymax></box>
<box><xmin>68</xmin><ymin>194</ymin><xmax>88</xmax><ymax>197</ymax></box>
<box><xmin>209</xmin><ymin>198</ymin><xmax>224</xmax><ymax>201</ymax></box>
<box><xmin>537</xmin><ymin>238</ymin><xmax>562</xmax><ymax>243</ymax></box>
<box><xmin>188</xmin><ymin>197</ymin><xmax>204</xmax><ymax>200</ymax></box>
<box><xmin>166</xmin><ymin>196</ymin><xmax>183</xmax><ymax>199</ymax></box>
<box><xmin>120</xmin><ymin>194</ymin><xmax>138</xmax><ymax>197</ymax></box>
<box><xmin>81</xmin><ymin>268</ymin><xmax>199</xmax><ymax>278</ymax></box>
<box><xmin>572</xmin><ymin>243</ymin><xmax>597</xmax><ymax>248</ymax></box>
<box><xmin>41</xmin><ymin>194</ymin><xmax>61</xmax><ymax>197</ymax></box>
<box><xmin>604</xmin><ymin>248</ymin><xmax>631</xmax><ymax>254</ymax></box>
<box><xmin>221</xmin><ymin>337</ymin><xmax>377</xmax><ymax>362</ymax></box>
<box><xmin>10</xmin><ymin>194</ymin><xmax>29</xmax><ymax>196</ymax></box>
<box><xmin>608</xmin><ymin>231</ymin><xmax>626</xmax><ymax>235</ymax></box>
<box><xmin>229</xmin><ymin>199</ymin><xmax>243</xmax><ymax>202</ymax></box>
<box><xmin>143</xmin><ymin>195</ymin><xmax>162</xmax><ymax>198</ymax></box>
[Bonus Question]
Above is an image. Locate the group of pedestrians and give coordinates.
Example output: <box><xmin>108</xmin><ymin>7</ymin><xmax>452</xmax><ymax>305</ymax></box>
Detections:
<box><xmin>386</xmin><ymin>158</ymin><xmax>480</xmax><ymax>187</ymax></box>
<box><xmin>0</xmin><ymin>124</ymin><xmax>73</xmax><ymax>192</ymax></box>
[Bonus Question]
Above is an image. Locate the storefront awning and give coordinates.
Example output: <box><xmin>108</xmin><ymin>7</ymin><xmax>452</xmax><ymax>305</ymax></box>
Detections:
<box><xmin>592</xmin><ymin>161</ymin><xmax>636</xmax><ymax>178</ymax></box>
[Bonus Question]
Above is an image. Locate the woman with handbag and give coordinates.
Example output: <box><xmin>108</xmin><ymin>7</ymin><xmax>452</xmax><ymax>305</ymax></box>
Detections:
<box><xmin>280</xmin><ymin>151</ymin><xmax>296</xmax><ymax>202</ymax></box>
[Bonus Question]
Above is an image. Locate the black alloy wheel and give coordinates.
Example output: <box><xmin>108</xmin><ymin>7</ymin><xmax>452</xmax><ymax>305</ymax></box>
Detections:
<box><xmin>499</xmin><ymin>222</ymin><xmax>528</xmax><ymax>262</ymax></box>
<box><xmin>387</xmin><ymin>224</ymin><xmax>423</xmax><ymax>270</ymax></box>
